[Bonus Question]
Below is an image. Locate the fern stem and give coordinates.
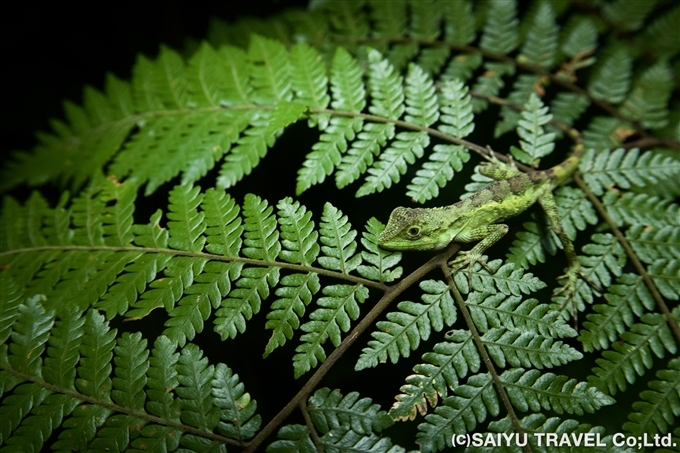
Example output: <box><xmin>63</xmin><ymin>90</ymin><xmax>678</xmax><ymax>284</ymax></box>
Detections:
<box><xmin>345</xmin><ymin>36</ymin><xmax>656</xmax><ymax>141</ymax></box>
<box><xmin>300</xmin><ymin>398</ymin><xmax>325</xmax><ymax>453</ymax></box>
<box><xmin>315</xmin><ymin>108</ymin><xmax>493</xmax><ymax>159</ymax></box>
<box><xmin>243</xmin><ymin>243</ymin><xmax>461</xmax><ymax>453</ymax></box>
<box><xmin>0</xmin><ymin>244</ymin><xmax>386</xmax><ymax>291</ymax></box>
<box><xmin>0</xmin><ymin>364</ymin><xmax>244</xmax><ymax>447</ymax></box>
<box><xmin>573</xmin><ymin>173</ymin><xmax>680</xmax><ymax>343</ymax></box>
<box><xmin>441</xmin><ymin>264</ymin><xmax>531</xmax><ymax>453</ymax></box>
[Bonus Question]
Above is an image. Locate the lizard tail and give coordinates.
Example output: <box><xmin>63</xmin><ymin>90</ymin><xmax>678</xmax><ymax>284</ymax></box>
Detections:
<box><xmin>550</xmin><ymin>143</ymin><xmax>583</xmax><ymax>185</ymax></box>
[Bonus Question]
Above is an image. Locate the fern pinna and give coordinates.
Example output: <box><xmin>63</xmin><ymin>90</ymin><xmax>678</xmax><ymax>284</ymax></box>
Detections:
<box><xmin>1</xmin><ymin>0</ymin><xmax>680</xmax><ymax>452</ymax></box>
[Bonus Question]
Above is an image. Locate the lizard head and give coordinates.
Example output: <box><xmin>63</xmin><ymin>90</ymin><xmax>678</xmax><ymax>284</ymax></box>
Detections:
<box><xmin>378</xmin><ymin>206</ymin><xmax>454</xmax><ymax>251</ymax></box>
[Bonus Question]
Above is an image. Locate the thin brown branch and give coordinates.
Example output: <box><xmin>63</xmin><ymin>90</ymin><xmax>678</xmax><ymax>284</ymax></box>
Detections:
<box><xmin>243</xmin><ymin>242</ymin><xmax>461</xmax><ymax>453</ymax></box>
<box><xmin>573</xmin><ymin>173</ymin><xmax>680</xmax><ymax>343</ymax></box>
<box><xmin>300</xmin><ymin>399</ymin><xmax>325</xmax><ymax>453</ymax></box>
<box><xmin>442</xmin><ymin>266</ymin><xmax>532</xmax><ymax>453</ymax></box>
<box><xmin>343</xmin><ymin>35</ymin><xmax>658</xmax><ymax>141</ymax></box>
<box><xmin>0</xmin><ymin>244</ymin><xmax>387</xmax><ymax>292</ymax></box>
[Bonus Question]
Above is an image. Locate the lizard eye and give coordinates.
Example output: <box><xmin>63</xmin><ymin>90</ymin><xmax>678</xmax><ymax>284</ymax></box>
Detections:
<box><xmin>407</xmin><ymin>227</ymin><xmax>420</xmax><ymax>238</ymax></box>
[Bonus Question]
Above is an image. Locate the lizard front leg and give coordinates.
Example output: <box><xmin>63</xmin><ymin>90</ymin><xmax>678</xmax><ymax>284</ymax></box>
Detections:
<box><xmin>449</xmin><ymin>224</ymin><xmax>509</xmax><ymax>285</ymax></box>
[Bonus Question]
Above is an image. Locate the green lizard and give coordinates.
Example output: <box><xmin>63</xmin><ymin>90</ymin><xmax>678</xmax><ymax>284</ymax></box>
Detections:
<box><xmin>379</xmin><ymin>146</ymin><xmax>584</xmax><ymax>298</ymax></box>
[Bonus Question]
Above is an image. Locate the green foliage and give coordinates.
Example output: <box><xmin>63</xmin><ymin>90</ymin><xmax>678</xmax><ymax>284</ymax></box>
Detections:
<box><xmin>512</xmin><ymin>93</ymin><xmax>556</xmax><ymax>165</ymax></box>
<box><xmin>308</xmin><ymin>388</ymin><xmax>393</xmax><ymax>435</ymax></box>
<box><xmin>623</xmin><ymin>357</ymin><xmax>680</xmax><ymax>436</ymax></box>
<box><xmin>356</xmin><ymin>280</ymin><xmax>456</xmax><ymax>370</ymax></box>
<box><xmin>589</xmin><ymin>311</ymin><xmax>678</xmax><ymax>396</ymax></box>
<box><xmin>581</xmin><ymin>148</ymin><xmax>680</xmax><ymax>196</ymax></box>
<box><xmin>2</xmin><ymin>0</ymin><xmax>679</xmax><ymax>451</ymax></box>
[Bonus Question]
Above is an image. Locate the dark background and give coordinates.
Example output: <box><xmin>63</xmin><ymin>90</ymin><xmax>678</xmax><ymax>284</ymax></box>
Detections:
<box><xmin>2</xmin><ymin>1</ymin><xmax>306</xmax><ymax>162</ymax></box>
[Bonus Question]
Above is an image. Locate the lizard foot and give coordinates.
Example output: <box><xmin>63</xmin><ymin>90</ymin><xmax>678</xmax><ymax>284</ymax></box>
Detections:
<box><xmin>449</xmin><ymin>251</ymin><xmax>493</xmax><ymax>288</ymax></box>
<box><xmin>554</xmin><ymin>265</ymin><xmax>597</xmax><ymax>327</ymax></box>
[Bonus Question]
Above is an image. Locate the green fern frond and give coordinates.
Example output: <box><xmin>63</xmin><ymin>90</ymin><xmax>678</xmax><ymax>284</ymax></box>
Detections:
<box><xmin>0</xmin><ymin>296</ymin><xmax>54</xmax><ymax>445</ymax></box>
<box><xmin>406</xmin><ymin>144</ymin><xmax>470</xmax><ymax>204</ymax></box>
<box><xmin>242</xmin><ymin>193</ymin><xmax>281</xmax><ymax>263</ymax></box>
<box><xmin>369</xmin><ymin>0</ymin><xmax>407</xmax><ymax>41</ymax></box>
<box><xmin>164</xmin><ymin>260</ymin><xmax>233</xmax><ymax>347</ymax></box>
<box><xmin>587</xmin><ymin>45</ymin><xmax>632</xmax><ymax>104</ymax></box>
<box><xmin>513</xmin><ymin>94</ymin><xmax>556</xmax><ymax>165</ymax></box>
<box><xmin>292</xmin><ymin>43</ymin><xmax>338</xmax><ymax>193</ymax></box>
<box><xmin>604</xmin><ymin>191</ymin><xmax>680</xmax><ymax>229</ymax></box>
<box><xmin>582</xmin><ymin>116</ymin><xmax>626</xmax><ymax>152</ymax></box>
<box><xmin>217</xmin><ymin>111</ymin><xmax>277</xmax><ymax>190</ymax></box>
<box><xmin>358</xmin><ymin>54</ymin><xmax>433</xmax><ymax>197</ymax></box>
<box><xmin>495</xmin><ymin>73</ymin><xmax>541</xmax><ymax>138</ymax></box>
<box><xmin>212</xmin><ymin>363</ymin><xmax>261</xmax><ymax>440</ymax></box>
<box><xmin>559</xmin><ymin>15</ymin><xmax>598</xmax><ymax>59</ymax></box>
<box><xmin>357</xmin><ymin>130</ymin><xmax>429</xmax><ymax>197</ymax></box>
<box><xmin>502</xmin><ymin>368</ymin><xmax>615</xmax><ymax>414</ymax></box>
<box><xmin>322</xmin><ymin>429</ymin><xmax>406</xmax><ymax>453</ymax></box>
<box><xmin>416</xmin><ymin>373</ymin><xmax>496</xmax><ymax>453</ymax></box>
<box><xmin>140</xmin><ymin>335</ymin><xmax>181</xmax><ymax>450</ymax></box>
<box><xmin>623</xmin><ymin>357</ymin><xmax>680</xmax><ymax>436</ymax></box>
<box><xmin>483</xmin><ymin>327</ymin><xmax>582</xmax><ymax>370</ymax></box>
<box><xmin>480</xmin><ymin>0</ymin><xmax>519</xmax><ymax>55</ymax></box>
<box><xmin>648</xmin><ymin>259</ymin><xmax>680</xmax><ymax>301</ymax></box>
<box><xmin>620</xmin><ymin>62</ymin><xmax>674</xmax><ymax>130</ymax></box>
<box><xmin>366</xmin><ymin>48</ymin><xmax>405</xmax><ymax>120</ymax></box>
<box><xmin>442</xmin><ymin>0</ymin><xmax>475</xmax><ymax>45</ymax></box>
<box><xmin>51</xmin><ymin>310</ymin><xmax>116</xmax><ymax>451</ymax></box>
<box><xmin>636</xmin><ymin>4</ymin><xmax>680</xmax><ymax>59</ymax></box>
<box><xmin>626</xmin><ymin>225</ymin><xmax>680</xmax><ymax>264</ymax></box>
<box><xmin>335</xmin><ymin>121</ymin><xmax>393</xmax><ymax>190</ymax></box>
<box><xmin>441</xmin><ymin>53</ymin><xmax>482</xmax><ymax>83</ymax></box>
<box><xmin>266</xmin><ymin>424</ymin><xmax>314</xmax><ymax>453</ymax></box>
<box><xmin>589</xmin><ymin>312</ymin><xmax>678</xmax><ymax>396</ymax></box>
<box><xmin>317</xmin><ymin>202</ymin><xmax>361</xmax><ymax>274</ymax></box>
<box><xmin>308</xmin><ymin>387</ymin><xmax>393</xmax><ymax>436</ymax></box>
<box><xmin>470</xmin><ymin>62</ymin><xmax>515</xmax><ymax>112</ymax></box>
<box><xmin>518</xmin><ymin>1</ymin><xmax>558</xmax><ymax>68</ymax></box>
<box><xmin>454</xmin><ymin>259</ymin><xmax>547</xmax><ymax>297</ymax></box>
<box><xmin>602</xmin><ymin>0</ymin><xmax>659</xmax><ymax>32</ymax></box>
<box><xmin>356</xmin><ymin>280</ymin><xmax>456</xmax><ymax>370</ymax></box>
<box><xmin>403</xmin><ymin>63</ymin><xmax>439</xmax><ymax>127</ymax></box>
<box><xmin>466</xmin><ymin>292</ymin><xmax>576</xmax><ymax>339</ymax></box>
<box><xmin>263</xmin><ymin>201</ymin><xmax>320</xmax><ymax>357</ymax></box>
<box><xmin>357</xmin><ymin>218</ymin><xmax>403</xmax><ymax>283</ymax></box>
<box><xmin>553</xmin><ymin>233</ymin><xmax>626</xmax><ymax>314</ymax></box>
<box><xmin>580</xmin><ymin>273</ymin><xmax>655</xmax><ymax>352</ymax></box>
<box><xmin>390</xmin><ymin>329</ymin><xmax>478</xmax><ymax>421</ymax></box>
<box><xmin>285</xmin><ymin>203</ymin><xmax>363</xmax><ymax>372</ymax></box>
<box><xmin>507</xmin><ymin>222</ymin><xmax>551</xmax><ymax>269</ymax></box>
<box><xmin>86</xmin><ymin>333</ymin><xmax>148</xmax><ymax>453</ymax></box>
<box><xmin>289</xmin><ymin>43</ymin><xmax>330</xmax><ymax>114</ymax></box>
<box><xmin>293</xmin><ymin>284</ymin><xmax>367</xmax><ymax>377</ymax></box>
<box><xmin>214</xmin><ymin>194</ymin><xmax>280</xmax><ymax>340</ymax></box>
<box><xmin>548</xmin><ymin>92</ymin><xmax>591</xmax><ymax>138</ymax></box>
<box><xmin>0</xmin><ymin>273</ymin><xmax>23</xmax><ymax>352</ymax></box>
<box><xmin>581</xmin><ymin>148</ymin><xmax>680</xmax><ymax>196</ymax></box>
<box><xmin>405</xmin><ymin>78</ymin><xmax>474</xmax><ymax>203</ymax></box>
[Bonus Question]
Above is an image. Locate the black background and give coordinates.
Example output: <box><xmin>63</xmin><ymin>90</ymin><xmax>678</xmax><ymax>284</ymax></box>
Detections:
<box><xmin>2</xmin><ymin>1</ymin><xmax>307</xmax><ymax>165</ymax></box>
